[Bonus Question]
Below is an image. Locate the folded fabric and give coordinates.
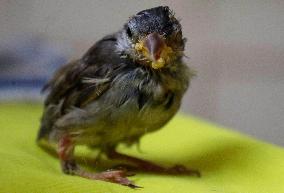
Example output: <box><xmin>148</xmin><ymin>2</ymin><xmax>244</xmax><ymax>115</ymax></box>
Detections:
<box><xmin>0</xmin><ymin>103</ymin><xmax>283</xmax><ymax>193</ymax></box>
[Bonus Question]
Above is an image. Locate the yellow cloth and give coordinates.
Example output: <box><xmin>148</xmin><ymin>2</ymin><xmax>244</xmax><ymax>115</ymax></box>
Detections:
<box><xmin>0</xmin><ymin>103</ymin><xmax>283</xmax><ymax>193</ymax></box>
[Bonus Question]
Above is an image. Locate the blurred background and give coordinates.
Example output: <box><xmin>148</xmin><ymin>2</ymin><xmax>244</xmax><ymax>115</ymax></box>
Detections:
<box><xmin>0</xmin><ymin>0</ymin><xmax>283</xmax><ymax>146</ymax></box>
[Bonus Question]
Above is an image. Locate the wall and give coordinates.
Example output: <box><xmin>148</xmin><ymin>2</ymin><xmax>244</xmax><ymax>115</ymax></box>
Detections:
<box><xmin>1</xmin><ymin>0</ymin><xmax>283</xmax><ymax>145</ymax></box>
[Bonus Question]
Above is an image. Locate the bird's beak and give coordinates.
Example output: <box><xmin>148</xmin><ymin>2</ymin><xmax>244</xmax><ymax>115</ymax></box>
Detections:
<box><xmin>144</xmin><ymin>32</ymin><xmax>165</xmax><ymax>61</ymax></box>
<box><xmin>134</xmin><ymin>32</ymin><xmax>174</xmax><ymax>69</ymax></box>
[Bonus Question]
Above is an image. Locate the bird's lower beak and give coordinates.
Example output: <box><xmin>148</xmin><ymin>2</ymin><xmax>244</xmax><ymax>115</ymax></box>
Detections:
<box><xmin>144</xmin><ymin>32</ymin><xmax>165</xmax><ymax>61</ymax></box>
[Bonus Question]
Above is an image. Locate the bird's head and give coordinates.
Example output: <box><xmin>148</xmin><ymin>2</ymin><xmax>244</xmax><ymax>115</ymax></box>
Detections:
<box><xmin>116</xmin><ymin>6</ymin><xmax>186</xmax><ymax>69</ymax></box>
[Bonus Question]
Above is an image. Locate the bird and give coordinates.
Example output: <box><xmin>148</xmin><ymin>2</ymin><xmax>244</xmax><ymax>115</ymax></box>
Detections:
<box><xmin>37</xmin><ymin>6</ymin><xmax>198</xmax><ymax>188</ymax></box>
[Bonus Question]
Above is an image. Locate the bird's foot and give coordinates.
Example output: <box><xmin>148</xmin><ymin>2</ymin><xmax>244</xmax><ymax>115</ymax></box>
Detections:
<box><xmin>61</xmin><ymin>160</ymin><xmax>140</xmax><ymax>188</ymax></box>
<box><xmin>58</xmin><ymin>136</ymin><xmax>140</xmax><ymax>188</ymax></box>
<box><xmin>113</xmin><ymin>163</ymin><xmax>200</xmax><ymax>176</ymax></box>
<box><xmin>75</xmin><ymin>169</ymin><xmax>140</xmax><ymax>188</ymax></box>
<box><xmin>95</xmin><ymin>170</ymin><xmax>140</xmax><ymax>188</ymax></box>
<box><xmin>107</xmin><ymin>149</ymin><xmax>200</xmax><ymax>176</ymax></box>
<box><xmin>165</xmin><ymin>164</ymin><xmax>200</xmax><ymax>177</ymax></box>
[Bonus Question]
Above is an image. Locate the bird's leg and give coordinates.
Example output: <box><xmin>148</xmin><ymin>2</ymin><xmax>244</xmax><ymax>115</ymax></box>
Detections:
<box><xmin>58</xmin><ymin>135</ymin><xmax>78</xmax><ymax>174</ymax></box>
<box><xmin>106</xmin><ymin>148</ymin><xmax>200</xmax><ymax>176</ymax></box>
<box><xmin>58</xmin><ymin>135</ymin><xmax>139</xmax><ymax>188</ymax></box>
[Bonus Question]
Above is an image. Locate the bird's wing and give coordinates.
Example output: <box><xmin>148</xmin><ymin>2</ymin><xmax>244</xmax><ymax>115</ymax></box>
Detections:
<box><xmin>43</xmin><ymin>59</ymin><xmax>87</xmax><ymax>106</ymax></box>
<box><xmin>43</xmin><ymin>35</ymin><xmax>123</xmax><ymax>110</ymax></box>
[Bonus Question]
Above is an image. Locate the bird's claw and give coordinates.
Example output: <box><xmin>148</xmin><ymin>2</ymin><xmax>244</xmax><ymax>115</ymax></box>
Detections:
<box><xmin>100</xmin><ymin>170</ymin><xmax>141</xmax><ymax>188</ymax></box>
<box><xmin>166</xmin><ymin>164</ymin><xmax>201</xmax><ymax>177</ymax></box>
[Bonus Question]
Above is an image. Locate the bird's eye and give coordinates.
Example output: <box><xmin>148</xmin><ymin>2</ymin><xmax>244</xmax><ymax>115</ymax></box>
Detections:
<box><xmin>126</xmin><ymin>27</ymin><xmax>133</xmax><ymax>38</ymax></box>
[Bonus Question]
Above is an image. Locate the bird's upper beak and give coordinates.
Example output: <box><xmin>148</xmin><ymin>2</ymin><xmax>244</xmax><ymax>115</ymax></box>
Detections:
<box><xmin>144</xmin><ymin>32</ymin><xmax>165</xmax><ymax>61</ymax></box>
<box><xmin>135</xmin><ymin>32</ymin><xmax>173</xmax><ymax>69</ymax></box>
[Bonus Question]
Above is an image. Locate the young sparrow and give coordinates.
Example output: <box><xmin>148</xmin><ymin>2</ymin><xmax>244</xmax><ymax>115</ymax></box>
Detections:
<box><xmin>38</xmin><ymin>6</ymin><xmax>197</xmax><ymax>188</ymax></box>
